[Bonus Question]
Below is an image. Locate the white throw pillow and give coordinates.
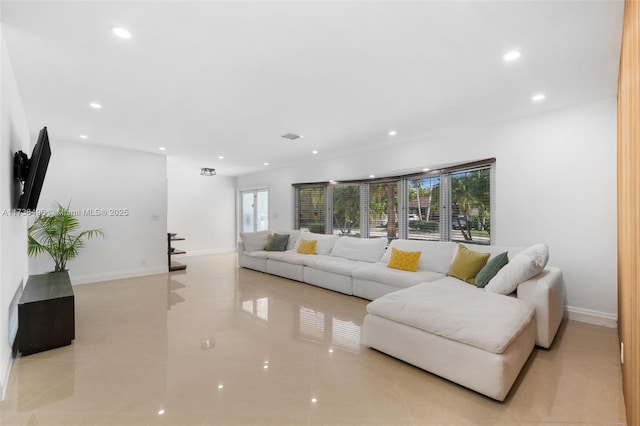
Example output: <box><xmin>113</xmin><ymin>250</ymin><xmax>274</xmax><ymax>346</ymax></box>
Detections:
<box><xmin>313</xmin><ymin>233</ymin><xmax>340</xmax><ymax>255</ymax></box>
<box><xmin>331</xmin><ymin>237</ymin><xmax>387</xmax><ymax>262</ymax></box>
<box><xmin>484</xmin><ymin>243</ymin><xmax>549</xmax><ymax>295</ymax></box>
<box><xmin>285</xmin><ymin>230</ymin><xmax>301</xmax><ymax>250</ymax></box>
<box><xmin>239</xmin><ymin>231</ymin><xmax>270</xmax><ymax>252</ymax></box>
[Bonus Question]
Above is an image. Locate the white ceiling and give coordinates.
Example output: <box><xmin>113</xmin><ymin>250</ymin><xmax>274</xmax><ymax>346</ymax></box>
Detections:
<box><xmin>1</xmin><ymin>1</ymin><xmax>624</xmax><ymax>176</ymax></box>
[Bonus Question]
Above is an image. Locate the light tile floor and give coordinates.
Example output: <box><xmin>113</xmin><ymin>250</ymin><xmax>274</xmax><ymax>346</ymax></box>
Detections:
<box><xmin>0</xmin><ymin>253</ymin><xmax>627</xmax><ymax>425</ymax></box>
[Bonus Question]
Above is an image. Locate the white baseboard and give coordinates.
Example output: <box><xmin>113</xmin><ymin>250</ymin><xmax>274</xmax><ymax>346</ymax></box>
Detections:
<box><xmin>183</xmin><ymin>248</ymin><xmax>236</xmax><ymax>257</ymax></box>
<box><xmin>565</xmin><ymin>305</ymin><xmax>618</xmax><ymax>328</ymax></box>
<box><xmin>0</xmin><ymin>354</ymin><xmax>14</xmax><ymax>401</ymax></box>
<box><xmin>68</xmin><ymin>251</ymin><xmax>235</xmax><ymax>284</ymax></box>
<box><xmin>70</xmin><ymin>266</ymin><xmax>167</xmax><ymax>285</ymax></box>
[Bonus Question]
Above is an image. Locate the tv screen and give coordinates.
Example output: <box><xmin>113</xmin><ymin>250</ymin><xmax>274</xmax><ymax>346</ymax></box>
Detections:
<box><xmin>16</xmin><ymin>127</ymin><xmax>51</xmax><ymax>211</ymax></box>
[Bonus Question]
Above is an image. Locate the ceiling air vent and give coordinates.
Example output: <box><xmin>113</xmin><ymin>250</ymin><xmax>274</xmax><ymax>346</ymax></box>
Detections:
<box><xmin>281</xmin><ymin>133</ymin><xmax>303</xmax><ymax>141</ymax></box>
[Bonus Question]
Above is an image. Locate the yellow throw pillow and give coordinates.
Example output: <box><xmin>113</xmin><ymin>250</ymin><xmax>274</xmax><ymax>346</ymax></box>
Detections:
<box><xmin>447</xmin><ymin>244</ymin><xmax>491</xmax><ymax>284</ymax></box>
<box><xmin>264</xmin><ymin>233</ymin><xmax>274</xmax><ymax>250</ymax></box>
<box><xmin>297</xmin><ymin>239</ymin><xmax>317</xmax><ymax>255</ymax></box>
<box><xmin>387</xmin><ymin>247</ymin><xmax>422</xmax><ymax>272</ymax></box>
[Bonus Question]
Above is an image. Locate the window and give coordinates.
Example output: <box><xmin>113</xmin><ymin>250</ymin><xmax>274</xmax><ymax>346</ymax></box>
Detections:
<box><xmin>450</xmin><ymin>168</ymin><xmax>491</xmax><ymax>244</ymax></box>
<box><xmin>368</xmin><ymin>182</ymin><xmax>399</xmax><ymax>240</ymax></box>
<box><xmin>293</xmin><ymin>160</ymin><xmax>493</xmax><ymax>244</ymax></box>
<box><xmin>407</xmin><ymin>176</ymin><xmax>440</xmax><ymax>241</ymax></box>
<box><xmin>295</xmin><ymin>185</ymin><xmax>326</xmax><ymax>233</ymax></box>
<box><xmin>331</xmin><ymin>184</ymin><xmax>360</xmax><ymax>236</ymax></box>
<box><xmin>241</xmin><ymin>189</ymin><xmax>268</xmax><ymax>233</ymax></box>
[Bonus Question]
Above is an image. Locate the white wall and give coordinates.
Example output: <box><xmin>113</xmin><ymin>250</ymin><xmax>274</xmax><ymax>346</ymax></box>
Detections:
<box><xmin>0</xmin><ymin>34</ymin><xmax>30</xmax><ymax>399</ymax></box>
<box><xmin>29</xmin><ymin>141</ymin><xmax>168</xmax><ymax>283</ymax></box>
<box><xmin>167</xmin><ymin>157</ymin><xmax>236</xmax><ymax>256</ymax></box>
<box><xmin>237</xmin><ymin>97</ymin><xmax>618</xmax><ymax>325</ymax></box>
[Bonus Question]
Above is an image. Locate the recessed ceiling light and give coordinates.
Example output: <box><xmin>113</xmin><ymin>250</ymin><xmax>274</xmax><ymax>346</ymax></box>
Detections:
<box><xmin>158</xmin><ymin>147</ymin><xmax>166</xmax><ymax>151</ymax></box>
<box><xmin>388</xmin><ymin>130</ymin><xmax>397</xmax><ymax>136</ymax></box>
<box><xmin>369</xmin><ymin>174</ymin><xmax>375</xmax><ymax>178</ymax></box>
<box><xmin>89</xmin><ymin>103</ymin><xmax>102</xmax><ymax>109</ymax></box>
<box><xmin>422</xmin><ymin>168</ymin><xmax>430</xmax><ymax>172</ymax></box>
<box><xmin>112</xmin><ymin>27</ymin><xmax>132</xmax><ymax>39</ymax></box>
<box><xmin>531</xmin><ymin>93</ymin><xmax>546</xmax><ymax>102</ymax></box>
<box><xmin>503</xmin><ymin>50</ymin><xmax>522</xmax><ymax>62</ymax></box>
<box><xmin>79</xmin><ymin>135</ymin><xmax>88</xmax><ymax>139</ymax></box>
<box><xmin>312</xmin><ymin>150</ymin><xmax>319</xmax><ymax>155</ymax></box>
<box><xmin>264</xmin><ymin>162</ymin><xmax>269</xmax><ymax>166</ymax></box>
<box><xmin>218</xmin><ymin>155</ymin><xmax>224</xmax><ymax>160</ymax></box>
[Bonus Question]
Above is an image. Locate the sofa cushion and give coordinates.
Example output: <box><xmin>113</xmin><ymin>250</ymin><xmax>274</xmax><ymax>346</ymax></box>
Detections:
<box><xmin>266</xmin><ymin>251</ymin><xmax>308</xmax><ymax>265</ymax></box>
<box><xmin>297</xmin><ymin>239</ymin><xmax>317</xmax><ymax>254</ymax></box>
<box><xmin>331</xmin><ymin>236</ymin><xmax>387</xmax><ymax>262</ymax></box>
<box><xmin>366</xmin><ymin>280</ymin><xmax>535</xmax><ymax>354</ymax></box>
<box><xmin>387</xmin><ymin>247</ymin><xmax>422</xmax><ymax>272</ymax></box>
<box><xmin>353</xmin><ymin>262</ymin><xmax>445</xmax><ymax>289</ymax></box>
<box><xmin>244</xmin><ymin>250</ymin><xmax>269</xmax><ymax>259</ymax></box>
<box><xmin>240</xmin><ymin>231</ymin><xmax>270</xmax><ymax>252</ymax></box>
<box><xmin>304</xmin><ymin>255</ymin><xmax>371</xmax><ymax>275</ymax></box>
<box><xmin>485</xmin><ymin>244</ymin><xmax>549</xmax><ymax>295</ymax></box>
<box><xmin>284</xmin><ymin>230</ymin><xmax>301</xmax><ymax>250</ymax></box>
<box><xmin>447</xmin><ymin>244</ymin><xmax>490</xmax><ymax>284</ymax></box>
<box><xmin>380</xmin><ymin>240</ymin><xmax>457</xmax><ymax>274</ymax></box>
<box><xmin>295</xmin><ymin>231</ymin><xmax>340</xmax><ymax>255</ymax></box>
<box><xmin>475</xmin><ymin>252</ymin><xmax>509</xmax><ymax>288</ymax></box>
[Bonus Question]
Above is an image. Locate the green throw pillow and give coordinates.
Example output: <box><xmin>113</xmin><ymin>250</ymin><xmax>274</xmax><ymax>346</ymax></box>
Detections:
<box><xmin>266</xmin><ymin>233</ymin><xmax>289</xmax><ymax>251</ymax></box>
<box><xmin>447</xmin><ymin>244</ymin><xmax>490</xmax><ymax>285</ymax></box>
<box><xmin>475</xmin><ymin>252</ymin><xmax>509</xmax><ymax>288</ymax></box>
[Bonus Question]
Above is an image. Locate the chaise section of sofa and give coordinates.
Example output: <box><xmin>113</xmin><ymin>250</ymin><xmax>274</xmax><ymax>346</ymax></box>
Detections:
<box><xmin>363</xmin><ymin>280</ymin><xmax>537</xmax><ymax>401</ymax></box>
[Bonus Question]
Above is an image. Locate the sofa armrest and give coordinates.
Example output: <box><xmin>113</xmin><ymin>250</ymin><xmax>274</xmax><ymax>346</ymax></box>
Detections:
<box><xmin>516</xmin><ymin>266</ymin><xmax>564</xmax><ymax>348</ymax></box>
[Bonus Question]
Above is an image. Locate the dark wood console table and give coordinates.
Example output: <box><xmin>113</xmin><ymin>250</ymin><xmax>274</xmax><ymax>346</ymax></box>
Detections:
<box><xmin>17</xmin><ymin>271</ymin><xmax>75</xmax><ymax>355</ymax></box>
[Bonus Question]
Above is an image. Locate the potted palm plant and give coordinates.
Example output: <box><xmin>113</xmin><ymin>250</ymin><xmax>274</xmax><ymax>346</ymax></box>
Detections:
<box><xmin>28</xmin><ymin>202</ymin><xmax>105</xmax><ymax>272</ymax></box>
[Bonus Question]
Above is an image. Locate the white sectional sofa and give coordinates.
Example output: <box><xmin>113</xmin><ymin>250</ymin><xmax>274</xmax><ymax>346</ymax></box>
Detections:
<box><xmin>238</xmin><ymin>230</ymin><xmax>565</xmax><ymax>400</ymax></box>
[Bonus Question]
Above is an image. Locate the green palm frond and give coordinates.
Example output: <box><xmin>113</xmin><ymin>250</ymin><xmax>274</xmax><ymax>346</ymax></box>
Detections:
<box><xmin>27</xmin><ymin>202</ymin><xmax>105</xmax><ymax>272</ymax></box>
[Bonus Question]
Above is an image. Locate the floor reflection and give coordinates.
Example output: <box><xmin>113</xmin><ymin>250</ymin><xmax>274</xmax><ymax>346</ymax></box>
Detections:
<box><xmin>241</xmin><ymin>297</ymin><xmax>269</xmax><ymax>322</ymax></box>
<box><xmin>167</xmin><ymin>273</ymin><xmax>187</xmax><ymax>306</ymax></box>
<box><xmin>295</xmin><ymin>306</ymin><xmax>361</xmax><ymax>352</ymax></box>
<box><xmin>237</xmin><ymin>278</ymin><xmax>362</xmax><ymax>352</ymax></box>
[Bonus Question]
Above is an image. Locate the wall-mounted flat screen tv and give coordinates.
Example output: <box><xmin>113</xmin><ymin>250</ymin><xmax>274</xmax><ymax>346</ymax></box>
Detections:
<box><xmin>14</xmin><ymin>127</ymin><xmax>51</xmax><ymax>211</ymax></box>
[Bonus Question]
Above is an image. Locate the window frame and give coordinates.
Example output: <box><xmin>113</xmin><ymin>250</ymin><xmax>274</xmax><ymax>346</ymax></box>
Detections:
<box><xmin>292</xmin><ymin>158</ymin><xmax>495</xmax><ymax>244</ymax></box>
<box><xmin>240</xmin><ymin>188</ymin><xmax>269</xmax><ymax>233</ymax></box>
